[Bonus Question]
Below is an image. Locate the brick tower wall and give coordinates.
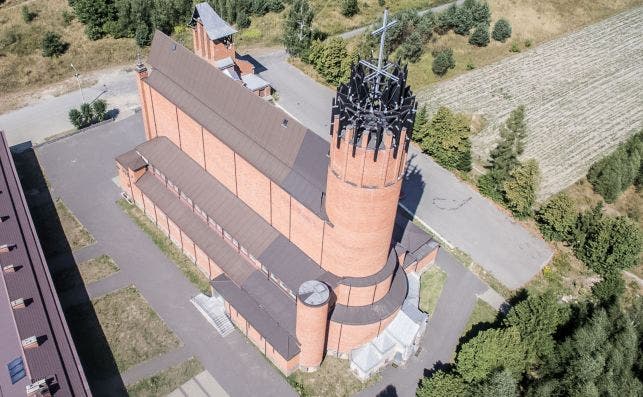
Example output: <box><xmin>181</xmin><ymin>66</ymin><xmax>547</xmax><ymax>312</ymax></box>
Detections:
<box><xmin>321</xmin><ymin>118</ymin><xmax>408</xmax><ymax>278</ymax></box>
<box><xmin>296</xmin><ymin>296</ymin><xmax>329</xmax><ymax>370</ymax></box>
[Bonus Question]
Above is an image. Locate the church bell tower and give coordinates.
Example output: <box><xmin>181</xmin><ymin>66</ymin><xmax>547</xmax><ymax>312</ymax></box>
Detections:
<box><xmin>322</xmin><ymin>10</ymin><xmax>417</xmax><ymax>278</ymax></box>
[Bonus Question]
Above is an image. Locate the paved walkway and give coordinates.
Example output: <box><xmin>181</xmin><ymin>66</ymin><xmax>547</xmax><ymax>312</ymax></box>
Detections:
<box><xmin>169</xmin><ymin>371</ymin><xmax>229</xmax><ymax>397</ymax></box>
<box><xmin>120</xmin><ymin>345</ymin><xmax>193</xmax><ymax>386</ymax></box>
<box><xmin>36</xmin><ymin>116</ymin><xmax>296</xmax><ymax>397</ymax></box>
<box><xmin>357</xmin><ymin>250</ymin><xmax>487</xmax><ymax>397</ymax></box>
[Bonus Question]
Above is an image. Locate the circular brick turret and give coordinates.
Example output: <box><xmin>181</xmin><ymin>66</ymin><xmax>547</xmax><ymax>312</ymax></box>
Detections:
<box><xmin>296</xmin><ymin>280</ymin><xmax>330</xmax><ymax>371</ymax></box>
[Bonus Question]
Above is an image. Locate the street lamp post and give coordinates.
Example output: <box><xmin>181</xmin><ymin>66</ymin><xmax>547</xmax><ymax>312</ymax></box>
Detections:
<box><xmin>70</xmin><ymin>63</ymin><xmax>85</xmax><ymax>103</ymax></box>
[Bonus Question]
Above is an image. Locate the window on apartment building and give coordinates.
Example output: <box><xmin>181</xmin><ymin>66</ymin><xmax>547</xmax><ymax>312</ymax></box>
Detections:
<box><xmin>6</xmin><ymin>357</ymin><xmax>25</xmax><ymax>384</ymax></box>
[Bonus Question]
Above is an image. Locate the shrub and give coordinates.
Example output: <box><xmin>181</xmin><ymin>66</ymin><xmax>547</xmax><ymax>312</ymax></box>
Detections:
<box><xmin>470</xmin><ymin>1</ymin><xmax>491</xmax><ymax>25</ymax></box>
<box><xmin>62</xmin><ymin>10</ymin><xmax>75</xmax><ymax>26</ymax></box>
<box><xmin>466</xmin><ymin>61</ymin><xmax>475</xmax><ymax>70</ymax></box>
<box><xmin>21</xmin><ymin>5</ymin><xmax>37</xmax><ymax>23</ymax></box>
<box><xmin>85</xmin><ymin>23</ymin><xmax>104</xmax><ymax>41</ymax></box>
<box><xmin>536</xmin><ymin>193</ymin><xmax>577</xmax><ymax>241</ymax></box>
<box><xmin>432</xmin><ymin>48</ymin><xmax>455</xmax><ymax>76</ymax></box>
<box><xmin>591</xmin><ymin>273</ymin><xmax>625</xmax><ymax>304</ymax></box>
<box><xmin>492</xmin><ymin>18</ymin><xmax>512</xmax><ymax>42</ymax></box>
<box><xmin>267</xmin><ymin>0</ymin><xmax>285</xmax><ymax>13</ymax></box>
<box><xmin>68</xmin><ymin>109</ymin><xmax>85</xmax><ymax>130</ymax></box>
<box><xmin>92</xmin><ymin>99</ymin><xmax>108</xmax><ymax>121</ymax></box>
<box><xmin>469</xmin><ymin>23</ymin><xmax>490</xmax><ymax>47</ymax></box>
<box><xmin>510</xmin><ymin>42</ymin><xmax>520</xmax><ymax>52</ymax></box>
<box><xmin>340</xmin><ymin>0</ymin><xmax>359</xmax><ymax>17</ymax></box>
<box><xmin>41</xmin><ymin>32</ymin><xmax>68</xmax><ymax>57</ymax></box>
<box><xmin>416</xmin><ymin>12</ymin><xmax>435</xmax><ymax>41</ymax></box>
<box><xmin>524</xmin><ymin>38</ymin><xmax>533</xmax><ymax>47</ymax></box>
<box><xmin>135</xmin><ymin>21</ymin><xmax>151</xmax><ymax>47</ymax></box>
<box><xmin>378</xmin><ymin>0</ymin><xmax>385</xmax><ymax>5</ymax></box>
<box><xmin>452</xmin><ymin>6</ymin><xmax>474</xmax><ymax>35</ymax></box>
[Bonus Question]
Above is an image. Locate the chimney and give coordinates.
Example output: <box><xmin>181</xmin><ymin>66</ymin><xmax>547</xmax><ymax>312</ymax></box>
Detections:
<box><xmin>135</xmin><ymin>53</ymin><xmax>148</xmax><ymax>80</ymax></box>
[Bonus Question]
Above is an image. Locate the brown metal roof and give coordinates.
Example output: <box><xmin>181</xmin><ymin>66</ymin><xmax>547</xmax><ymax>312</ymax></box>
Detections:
<box><xmin>115</xmin><ymin>149</ymin><xmax>146</xmax><ymax>171</ymax></box>
<box><xmin>135</xmin><ymin>137</ymin><xmax>327</xmax><ymax>291</ymax></box>
<box><xmin>135</xmin><ymin>172</ymin><xmax>255</xmax><ymax>285</ymax></box>
<box><xmin>0</xmin><ymin>132</ymin><xmax>91</xmax><ymax>396</ymax></box>
<box><xmin>212</xmin><ymin>274</ymin><xmax>300</xmax><ymax>360</ymax></box>
<box><xmin>145</xmin><ymin>31</ymin><xmax>328</xmax><ymax>218</ymax></box>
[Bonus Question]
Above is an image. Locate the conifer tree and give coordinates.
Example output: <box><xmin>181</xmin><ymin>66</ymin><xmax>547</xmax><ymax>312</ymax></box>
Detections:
<box><xmin>283</xmin><ymin>0</ymin><xmax>314</xmax><ymax>57</ymax></box>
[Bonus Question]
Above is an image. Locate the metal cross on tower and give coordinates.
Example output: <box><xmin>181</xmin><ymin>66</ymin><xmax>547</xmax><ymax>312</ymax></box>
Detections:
<box><xmin>359</xmin><ymin>9</ymin><xmax>399</xmax><ymax>96</ymax></box>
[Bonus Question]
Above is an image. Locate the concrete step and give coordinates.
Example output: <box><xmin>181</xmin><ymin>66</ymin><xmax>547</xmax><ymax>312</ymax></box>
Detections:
<box><xmin>191</xmin><ymin>294</ymin><xmax>235</xmax><ymax>337</ymax></box>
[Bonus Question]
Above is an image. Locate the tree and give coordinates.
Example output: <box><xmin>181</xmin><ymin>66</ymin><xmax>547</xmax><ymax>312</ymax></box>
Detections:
<box><xmin>310</xmin><ymin>37</ymin><xmax>351</xmax><ymax>85</ymax></box>
<box><xmin>478</xmin><ymin>369</ymin><xmax>518</xmax><ymax>397</ymax></box>
<box><xmin>236</xmin><ymin>9</ymin><xmax>251</xmax><ymax>28</ymax></box>
<box><xmin>504</xmin><ymin>292</ymin><xmax>569</xmax><ymax>366</ymax></box>
<box><xmin>41</xmin><ymin>32</ymin><xmax>68</xmax><ymax>57</ymax></box>
<box><xmin>574</xmin><ymin>207</ymin><xmax>642</xmax><ymax>276</ymax></box>
<box><xmin>478</xmin><ymin>106</ymin><xmax>527</xmax><ymax>200</ymax></box>
<box><xmin>432</xmin><ymin>48</ymin><xmax>455</xmax><ymax>76</ymax></box>
<box><xmin>535</xmin><ymin>193</ymin><xmax>577</xmax><ymax>241</ymax></box>
<box><xmin>451</xmin><ymin>6</ymin><xmax>474</xmax><ymax>35</ymax></box>
<box><xmin>492</xmin><ymin>18</ymin><xmax>512</xmax><ymax>42</ymax></box>
<box><xmin>135</xmin><ymin>20</ymin><xmax>151</xmax><ymax>47</ymax></box>
<box><xmin>283</xmin><ymin>0</ymin><xmax>314</xmax><ymax>57</ymax></box>
<box><xmin>340</xmin><ymin>0</ymin><xmax>359</xmax><ymax>17</ymax></box>
<box><xmin>92</xmin><ymin>99</ymin><xmax>108</xmax><ymax>121</ymax></box>
<box><xmin>456</xmin><ymin>327</ymin><xmax>526</xmax><ymax>382</ymax></box>
<box><xmin>470</xmin><ymin>1</ymin><xmax>491</xmax><ymax>25</ymax></box>
<box><xmin>587</xmin><ymin>130</ymin><xmax>642</xmax><ymax>203</ymax></box>
<box><xmin>399</xmin><ymin>31</ymin><xmax>423</xmax><ymax>63</ymax></box>
<box><xmin>412</xmin><ymin>105</ymin><xmax>429</xmax><ymax>142</ymax></box>
<box><xmin>591</xmin><ymin>273</ymin><xmax>625</xmax><ymax>304</ymax></box>
<box><xmin>80</xmin><ymin>102</ymin><xmax>94</xmax><ymax>125</ymax></box>
<box><xmin>502</xmin><ymin>159</ymin><xmax>539</xmax><ymax>218</ymax></box>
<box><xmin>416</xmin><ymin>369</ymin><xmax>470</xmax><ymax>397</ymax></box>
<box><xmin>469</xmin><ymin>23</ymin><xmax>489</xmax><ymax>46</ymax></box>
<box><xmin>416</xmin><ymin>12</ymin><xmax>435</xmax><ymax>41</ymax></box>
<box><xmin>421</xmin><ymin>107</ymin><xmax>472</xmax><ymax>172</ymax></box>
<box><xmin>435</xmin><ymin>4</ymin><xmax>457</xmax><ymax>34</ymax></box>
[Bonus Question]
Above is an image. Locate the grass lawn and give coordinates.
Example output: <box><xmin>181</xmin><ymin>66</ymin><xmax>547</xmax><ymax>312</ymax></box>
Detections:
<box><xmin>419</xmin><ymin>266</ymin><xmax>447</xmax><ymax>315</ymax></box>
<box><xmin>288</xmin><ymin>357</ymin><xmax>380</xmax><ymax>397</ymax></box>
<box><xmin>0</xmin><ymin>0</ymin><xmax>140</xmax><ymax>112</ymax></box>
<box><xmin>117</xmin><ymin>199</ymin><xmax>211</xmax><ymax>295</ymax></box>
<box><xmin>54</xmin><ymin>197</ymin><xmax>95</xmax><ymax>251</ymax></box>
<box><xmin>85</xmin><ymin>285</ymin><xmax>180</xmax><ymax>373</ymax></box>
<box><xmin>461</xmin><ymin>298</ymin><xmax>497</xmax><ymax>337</ymax></box>
<box><xmin>54</xmin><ymin>254</ymin><xmax>120</xmax><ymax>291</ymax></box>
<box><xmin>126</xmin><ymin>357</ymin><xmax>204</xmax><ymax>397</ymax></box>
<box><xmin>405</xmin><ymin>0</ymin><xmax>641</xmax><ymax>90</ymax></box>
<box><xmin>79</xmin><ymin>254</ymin><xmax>120</xmax><ymax>284</ymax></box>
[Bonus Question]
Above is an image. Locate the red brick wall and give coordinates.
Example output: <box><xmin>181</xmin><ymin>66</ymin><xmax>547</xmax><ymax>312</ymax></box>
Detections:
<box><xmin>203</xmin><ymin>129</ymin><xmax>237</xmax><ymax>193</ymax></box>
<box><xmin>235</xmin><ymin>155</ymin><xmax>271</xmax><ymax>222</ymax></box>
<box><xmin>177</xmin><ymin>109</ymin><xmax>205</xmax><ymax>168</ymax></box>
<box><xmin>150</xmin><ymin>88</ymin><xmax>180</xmax><ymax>148</ymax></box>
<box><xmin>290</xmin><ymin>200</ymin><xmax>324</xmax><ymax>263</ymax></box>
<box><xmin>326</xmin><ymin>308</ymin><xmax>398</xmax><ymax>353</ymax></box>
<box><xmin>296</xmin><ymin>299</ymin><xmax>329</xmax><ymax>369</ymax></box>
<box><xmin>270</xmin><ymin>182</ymin><xmax>290</xmax><ymax>238</ymax></box>
<box><xmin>333</xmin><ymin>275</ymin><xmax>393</xmax><ymax>306</ymax></box>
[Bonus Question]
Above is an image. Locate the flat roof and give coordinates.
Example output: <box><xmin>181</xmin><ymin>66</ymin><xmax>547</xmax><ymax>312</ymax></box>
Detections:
<box><xmin>0</xmin><ymin>132</ymin><xmax>90</xmax><ymax>396</ymax></box>
<box><xmin>241</xmin><ymin>74</ymin><xmax>270</xmax><ymax>91</ymax></box>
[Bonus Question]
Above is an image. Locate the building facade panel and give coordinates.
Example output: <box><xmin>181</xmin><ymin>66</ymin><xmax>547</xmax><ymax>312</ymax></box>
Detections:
<box><xmin>150</xmin><ymin>87</ymin><xmax>181</xmax><ymax>147</ymax></box>
<box><xmin>270</xmin><ymin>181</ymin><xmax>290</xmax><ymax>238</ymax></box>
<box><xmin>234</xmin><ymin>155</ymin><xmax>271</xmax><ymax>222</ymax></box>
<box><xmin>289</xmin><ymin>199</ymin><xmax>324</xmax><ymax>264</ymax></box>
<box><xmin>177</xmin><ymin>109</ymin><xmax>205</xmax><ymax>168</ymax></box>
<box><xmin>203</xmin><ymin>128</ymin><xmax>237</xmax><ymax>193</ymax></box>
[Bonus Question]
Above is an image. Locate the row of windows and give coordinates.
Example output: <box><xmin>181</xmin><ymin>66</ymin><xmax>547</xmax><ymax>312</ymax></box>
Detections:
<box><xmin>148</xmin><ymin>164</ymin><xmax>295</xmax><ymax>298</ymax></box>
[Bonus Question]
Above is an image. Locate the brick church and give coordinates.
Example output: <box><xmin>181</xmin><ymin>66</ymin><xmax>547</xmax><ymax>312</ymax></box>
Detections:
<box><xmin>116</xmin><ymin>3</ymin><xmax>439</xmax><ymax>376</ymax></box>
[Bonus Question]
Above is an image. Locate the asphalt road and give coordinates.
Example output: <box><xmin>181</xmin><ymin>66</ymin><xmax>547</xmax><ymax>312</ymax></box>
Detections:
<box><xmin>36</xmin><ymin>116</ymin><xmax>296</xmax><ymax>397</ymax></box>
<box><xmin>256</xmin><ymin>52</ymin><xmax>553</xmax><ymax>290</ymax></box>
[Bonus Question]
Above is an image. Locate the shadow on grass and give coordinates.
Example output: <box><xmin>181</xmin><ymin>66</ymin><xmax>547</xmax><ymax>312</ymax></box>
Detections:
<box><xmin>12</xmin><ymin>144</ymin><xmax>127</xmax><ymax>397</ymax></box>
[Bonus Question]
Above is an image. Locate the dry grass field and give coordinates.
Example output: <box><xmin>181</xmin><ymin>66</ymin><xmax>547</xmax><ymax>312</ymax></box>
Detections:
<box><xmin>127</xmin><ymin>358</ymin><xmax>204</xmax><ymax>397</ymax></box>
<box><xmin>55</xmin><ymin>197</ymin><xmax>96</xmax><ymax>250</ymax></box>
<box><xmin>418</xmin><ymin>6</ymin><xmax>643</xmax><ymax>198</ymax></box>
<box><xmin>237</xmin><ymin>0</ymin><xmax>443</xmax><ymax>48</ymax></box>
<box><xmin>407</xmin><ymin>0</ymin><xmax>643</xmax><ymax>89</ymax></box>
<box><xmin>0</xmin><ymin>0</ymin><xmax>139</xmax><ymax>107</ymax></box>
<box><xmin>288</xmin><ymin>357</ymin><xmax>380</xmax><ymax>397</ymax></box>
